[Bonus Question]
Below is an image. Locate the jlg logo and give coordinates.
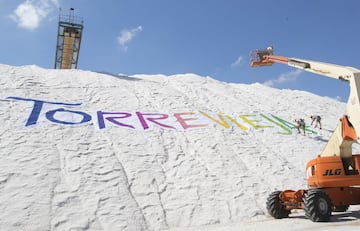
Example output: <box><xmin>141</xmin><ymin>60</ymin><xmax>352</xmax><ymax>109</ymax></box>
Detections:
<box><xmin>323</xmin><ymin>169</ymin><xmax>341</xmax><ymax>176</ymax></box>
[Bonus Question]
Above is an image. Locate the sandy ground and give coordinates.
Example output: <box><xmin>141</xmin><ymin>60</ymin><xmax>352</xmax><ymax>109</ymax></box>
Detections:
<box><xmin>1</xmin><ymin>65</ymin><xmax>360</xmax><ymax>230</ymax></box>
<box><xmin>169</xmin><ymin>206</ymin><xmax>360</xmax><ymax>231</ymax></box>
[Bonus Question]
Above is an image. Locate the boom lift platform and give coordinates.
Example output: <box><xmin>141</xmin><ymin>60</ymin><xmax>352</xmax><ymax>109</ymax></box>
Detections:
<box><xmin>251</xmin><ymin>47</ymin><xmax>360</xmax><ymax>221</ymax></box>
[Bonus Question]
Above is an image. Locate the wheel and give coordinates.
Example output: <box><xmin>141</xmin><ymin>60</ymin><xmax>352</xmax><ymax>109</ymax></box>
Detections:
<box><xmin>304</xmin><ymin>189</ymin><xmax>332</xmax><ymax>222</ymax></box>
<box><xmin>332</xmin><ymin>205</ymin><xmax>349</xmax><ymax>212</ymax></box>
<box><xmin>266</xmin><ymin>191</ymin><xmax>291</xmax><ymax>219</ymax></box>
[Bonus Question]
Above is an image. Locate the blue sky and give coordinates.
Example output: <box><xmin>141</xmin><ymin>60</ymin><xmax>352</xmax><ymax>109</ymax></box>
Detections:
<box><xmin>1</xmin><ymin>0</ymin><xmax>359</xmax><ymax>102</ymax></box>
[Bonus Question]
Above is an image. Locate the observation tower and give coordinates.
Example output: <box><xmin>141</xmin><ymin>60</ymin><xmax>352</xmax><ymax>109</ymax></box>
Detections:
<box><xmin>54</xmin><ymin>8</ymin><xmax>84</xmax><ymax>69</ymax></box>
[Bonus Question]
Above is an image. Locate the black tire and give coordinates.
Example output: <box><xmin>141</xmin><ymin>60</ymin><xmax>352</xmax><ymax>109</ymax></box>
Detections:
<box><xmin>266</xmin><ymin>191</ymin><xmax>291</xmax><ymax>219</ymax></box>
<box><xmin>332</xmin><ymin>205</ymin><xmax>349</xmax><ymax>212</ymax></box>
<box><xmin>304</xmin><ymin>190</ymin><xmax>332</xmax><ymax>222</ymax></box>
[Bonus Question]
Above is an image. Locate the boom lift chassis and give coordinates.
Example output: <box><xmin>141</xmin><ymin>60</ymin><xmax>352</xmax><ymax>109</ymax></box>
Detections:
<box><xmin>251</xmin><ymin>48</ymin><xmax>360</xmax><ymax>221</ymax></box>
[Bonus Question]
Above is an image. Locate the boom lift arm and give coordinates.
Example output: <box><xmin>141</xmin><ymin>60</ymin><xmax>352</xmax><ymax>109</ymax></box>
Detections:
<box><xmin>251</xmin><ymin>49</ymin><xmax>360</xmax><ymax>161</ymax></box>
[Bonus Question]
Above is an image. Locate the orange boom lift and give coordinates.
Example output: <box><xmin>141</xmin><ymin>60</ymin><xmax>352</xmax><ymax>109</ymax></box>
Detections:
<box><xmin>250</xmin><ymin>47</ymin><xmax>360</xmax><ymax>221</ymax></box>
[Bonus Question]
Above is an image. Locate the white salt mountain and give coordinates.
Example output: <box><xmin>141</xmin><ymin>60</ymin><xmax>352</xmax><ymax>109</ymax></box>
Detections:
<box><xmin>1</xmin><ymin>64</ymin><xmax>359</xmax><ymax>231</ymax></box>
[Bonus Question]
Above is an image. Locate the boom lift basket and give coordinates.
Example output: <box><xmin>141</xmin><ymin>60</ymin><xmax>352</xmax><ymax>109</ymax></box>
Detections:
<box><xmin>250</xmin><ymin>49</ymin><xmax>274</xmax><ymax>67</ymax></box>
